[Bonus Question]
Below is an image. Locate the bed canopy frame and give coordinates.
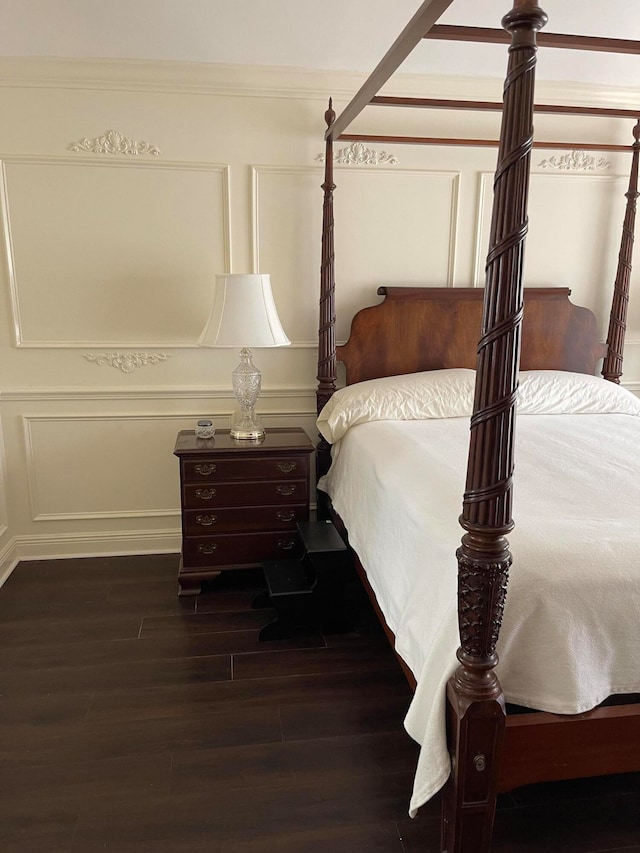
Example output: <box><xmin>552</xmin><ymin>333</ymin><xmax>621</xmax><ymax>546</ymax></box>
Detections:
<box><xmin>315</xmin><ymin>2</ymin><xmax>640</xmax><ymax>851</ymax></box>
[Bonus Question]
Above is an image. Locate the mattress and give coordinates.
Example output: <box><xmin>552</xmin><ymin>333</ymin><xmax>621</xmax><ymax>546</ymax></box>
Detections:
<box><xmin>317</xmin><ymin>369</ymin><xmax>640</xmax><ymax>815</ymax></box>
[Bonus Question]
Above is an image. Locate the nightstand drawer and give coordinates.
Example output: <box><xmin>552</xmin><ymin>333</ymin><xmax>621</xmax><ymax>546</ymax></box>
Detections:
<box><xmin>182</xmin><ymin>531</ymin><xmax>303</xmax><ymax>568</ymax></box>
<box><xmin>183</xmin><ymin>479</ymin><xmax>307</xmax><ymax>508</ymax></box>
<box><xmin>183</xmin><ymin>456</ymin><xmax>308</xmax><ymax>483</ymax></box>
<box><xmin>183</xmin><ymin>505</ymin><xmax>306</xmax><ymax>534</ymax></box>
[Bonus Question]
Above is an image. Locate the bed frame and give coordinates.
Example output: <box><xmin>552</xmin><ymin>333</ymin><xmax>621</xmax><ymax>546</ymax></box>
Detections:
<box><xmin>314</xmin><ymin>3</ymin><xmax>640</xmax><ymax>851</ymax></box>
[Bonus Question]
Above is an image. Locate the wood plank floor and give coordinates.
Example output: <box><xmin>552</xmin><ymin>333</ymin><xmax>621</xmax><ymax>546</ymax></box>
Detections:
<box><xmin>1</xmin><ymin>553</ymin><xmax>639</xmax><ymax>852</ymax></box>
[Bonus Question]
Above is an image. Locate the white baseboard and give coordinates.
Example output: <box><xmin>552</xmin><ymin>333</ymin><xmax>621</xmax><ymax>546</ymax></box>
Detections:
<box><xmin>0</xmin><ymin>538</ymin><xmax>19</xmax><ymax>588</ymax></box>
<box><xmin>0</xmin><ymin>529</ymin><xmax>182</xmax><ymax>586</ymax></box>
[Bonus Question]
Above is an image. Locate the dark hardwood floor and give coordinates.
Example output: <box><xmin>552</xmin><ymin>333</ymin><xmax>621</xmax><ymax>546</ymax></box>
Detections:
<box><xmin>1</xmin><ymin>553</ymin><xmax>639</xmax><ymax>852</ymax></box>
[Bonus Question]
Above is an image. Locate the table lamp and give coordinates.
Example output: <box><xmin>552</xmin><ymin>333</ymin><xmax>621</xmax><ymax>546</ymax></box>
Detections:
<box><xmin>198</xmin><ymin>273</ymin><xmax>291</xmax><ymax>440</ymax></box>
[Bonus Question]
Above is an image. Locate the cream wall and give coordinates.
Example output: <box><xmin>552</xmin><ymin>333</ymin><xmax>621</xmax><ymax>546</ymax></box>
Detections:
<box><xmin>1</xmin><ymin>58</ymin><xmax>639</xmax><ymax>582</ymax></box>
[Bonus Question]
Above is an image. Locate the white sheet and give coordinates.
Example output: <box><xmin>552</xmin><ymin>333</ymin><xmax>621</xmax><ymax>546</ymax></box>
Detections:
<box><xmin>319</xmin><ymin>413</ymin><xmax>640</xmax><ymax>815</ymax></box>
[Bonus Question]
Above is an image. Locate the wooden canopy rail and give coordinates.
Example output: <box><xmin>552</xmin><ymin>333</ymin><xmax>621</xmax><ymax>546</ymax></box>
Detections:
<box><xmin>326</xmin><ymin>4</ymin><xmax>640</xmax><ymax>143</ymax></box>
<box><xmin>338</xmin><ymin>133</ymin><xmax>635</xmax><ymax>153</ymax></box>
<box><xmin>343</xmin><ymin>97</ymin><xmax>640</xmax><ymax>152</ymax></box>
<box><xmin>316</xmin><ymin>3</ymin><xmax>640</xmax><ymax>851</ymax></box>
<box><xmin>426</xmin><ymin>24</ymin><xmax>640</xmax><ymax>55</ymax></box>
<box><xmin>371</xmin><ymin>96</ymin><xmax>640</xmax><ymax>118</ymax></box>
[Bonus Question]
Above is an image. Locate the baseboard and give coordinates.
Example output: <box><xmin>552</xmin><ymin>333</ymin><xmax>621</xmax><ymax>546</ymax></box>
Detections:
<box><xmin>1</xmin><ymin>529</ymin><xmax>181</xmax><ymax>581</ymax></box>
<box><xmin>0</xmin><ymin>537</ymin><xmax>19</xmax><ymax>588</ymax></box>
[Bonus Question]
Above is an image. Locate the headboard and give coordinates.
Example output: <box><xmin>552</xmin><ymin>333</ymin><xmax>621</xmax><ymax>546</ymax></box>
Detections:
<box><xmin>337</xmin><ymin>286</ymin><xmax>607</xmax><ymax>386</ymax></box>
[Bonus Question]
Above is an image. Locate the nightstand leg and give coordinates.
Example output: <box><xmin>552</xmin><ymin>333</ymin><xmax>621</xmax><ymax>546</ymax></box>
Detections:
<box><xmin>178</xmin><ymin>577</ymin><xmax>202</xmax><ymax>596</ymax></box>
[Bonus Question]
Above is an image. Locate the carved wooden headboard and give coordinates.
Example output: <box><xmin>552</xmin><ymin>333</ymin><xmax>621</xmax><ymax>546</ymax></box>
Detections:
<box><xmin>337</xmin><ymin>286</ymin><xmax>607</xmax><ymax>386</ymax></box>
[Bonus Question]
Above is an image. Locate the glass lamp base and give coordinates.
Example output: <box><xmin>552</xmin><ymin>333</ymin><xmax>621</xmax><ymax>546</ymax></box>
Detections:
<box><xmin>231</xmin><ymin>349</ymin><xmax>265</xmax><ymax>440</ymax></box>
<box><xmin>230</xmin><ymin>416</ymin><xmax>265</xmax><ymax>441</ymax></box>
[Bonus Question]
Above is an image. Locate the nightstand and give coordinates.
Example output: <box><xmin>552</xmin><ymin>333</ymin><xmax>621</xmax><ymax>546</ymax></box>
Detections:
<box><xmin>173</xmin><ymin>427</ymin><xmax>315</xmax><ymax>596</ymax></box>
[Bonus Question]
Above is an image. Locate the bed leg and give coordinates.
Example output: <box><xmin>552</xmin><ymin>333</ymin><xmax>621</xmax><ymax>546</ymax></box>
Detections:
<box><xmin>441</xmin><ymin>679</ymin><xmax>506</xmax><ymax>853</ymax></box>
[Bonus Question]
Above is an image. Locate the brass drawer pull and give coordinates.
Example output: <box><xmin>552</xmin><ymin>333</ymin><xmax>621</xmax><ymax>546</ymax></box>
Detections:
<box><xmin>197</xmin><ymin>543</ymin><xmax>218</xmax><ymax>555</ymax></box>
<box><xmin>277</xmin><ymin>538</ymin><xmax>296</xmax><ymax>551</ymax></box>
<box><xmin>196</xmin><ymin>514</ymin><xmax>217</xmax><ymax>526</ymax></box>
<box><xmin>276</xmin><ymin>485</ymin><xmax>296</xmax><ymax>496</ymax></box>
<box><xmin>276</xmin><ymin>510</ymin><xmax>295</xmax><ymax>522</ymax></box>
<box><xmin>195</xmin><ymin>488</ymin><xmax>216</xmax><ymax>500</ymax></box>
<box><xmin>195</xmin><ymin>463</ymin><xmax>216</xmax><ymax>476</ymax></box>
<box><xmin>277</xmin><ymin>461</ymin><xmax>296</xmax><ymax>473</ymax></box>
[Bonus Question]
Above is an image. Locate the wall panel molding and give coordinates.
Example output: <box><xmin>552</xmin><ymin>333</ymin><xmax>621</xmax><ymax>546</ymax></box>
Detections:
<box><xmin>21</xmin><ymin>412</ymin><xmax>223</xmax><ymax>522</ymax></box>
<box><xmin>252</xmin><ymin>164</ymin><xmax>461</xmax><ymax>346</ymax></box>
<box><xmin>21</xmin><ymin>408</ymin><xmax>317</xmax><ymax>522</ymax></box>
<box><xmin>1</xmin><ymin>156</ymin><xmax>231</xmax><ymax>348</ymax></box>
<box><xmin>473</xmin><ymin>168</ymin><xmax>630</xmax><ymax>288</ymax></box>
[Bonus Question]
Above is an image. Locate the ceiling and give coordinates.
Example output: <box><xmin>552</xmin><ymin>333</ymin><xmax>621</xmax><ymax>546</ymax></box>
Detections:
<box><xmin>1</xmin><ymin>0</ymin><xmax>639</xmax><ymax>89</ymax></box>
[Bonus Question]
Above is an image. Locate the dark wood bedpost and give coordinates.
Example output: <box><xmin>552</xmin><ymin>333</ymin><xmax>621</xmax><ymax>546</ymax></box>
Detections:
<box><xmin>441</xmin><ymin>3</ymin><xmax>547</xmax><ymax>851</ymax></box>
<box><xmin>317</xmin><ymin>99</ymin><xmax>338</xmax><ymax>495</ymax></box>
<box><xmin>602</xmin><ymin>119</ymin><xmax>640</xmax><ymax>384</ymax></box>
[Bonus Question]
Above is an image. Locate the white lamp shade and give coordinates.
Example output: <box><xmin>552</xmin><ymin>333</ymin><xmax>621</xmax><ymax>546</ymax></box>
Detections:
<box><xmin>198</xmin><ymin>273</ymin><xmax>290</xmax><ymax>348</ymax></box>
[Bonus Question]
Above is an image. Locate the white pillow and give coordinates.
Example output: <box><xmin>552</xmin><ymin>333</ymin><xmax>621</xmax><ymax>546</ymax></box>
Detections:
<box><xmin>317</xmin><ymin>368</ymin><xmax>475</xmax><ymax>443</ymax></box>
<box><xmin>518</xmin><ymin>370</ymin><xmax>640</xmax><ymax>416</ymax></box>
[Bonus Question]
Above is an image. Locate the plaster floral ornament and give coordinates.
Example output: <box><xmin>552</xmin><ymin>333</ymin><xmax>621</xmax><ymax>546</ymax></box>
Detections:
<box><xmin>538</xmin><ymin>150</ymin><xmax>612</xmax><ymax>171</ymax></box>
<box><xmin>68</xmin><ymin>129</ymin><xmax>160</xmax><ymax>156</ymax></box>
<box><xmin>83</xmin><ymin>351</ymin><xmax>171</xmax><ymax>374</ymax></box>
<box><xmin>316</xmin><ymin>141</ymin><xmax>398</xmax><ymax>165</ymax></box>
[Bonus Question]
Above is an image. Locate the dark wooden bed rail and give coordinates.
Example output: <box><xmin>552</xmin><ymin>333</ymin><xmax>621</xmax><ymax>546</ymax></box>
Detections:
<box><xmin>315</xmin><ymin>3</ymin><xmax>640</xmax><ymax>851</ymax></box>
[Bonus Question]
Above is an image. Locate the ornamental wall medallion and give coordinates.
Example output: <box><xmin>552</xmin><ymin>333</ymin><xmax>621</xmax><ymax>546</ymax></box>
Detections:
<box><xmin>316</xmin><ymin>141</ymin><xmax>398</xmax><ymax>165</ymax></box>
<box><xmin>83</xmin><ymin>352</ymin><xmax>171</xmax><ymax>373</ymax></box>
<box><xmin>538</xmin><ymin>150</ymin><xmax>612</xmax><ymax>171</ymax></box>
<box><xmin>68</xmin><ymin>129</ymin><xmax>160</xmax><ymax>156</ymax></box>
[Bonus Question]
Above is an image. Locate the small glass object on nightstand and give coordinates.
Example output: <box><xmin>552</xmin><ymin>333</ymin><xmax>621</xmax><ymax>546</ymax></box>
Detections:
<box><xmin>195</xmin><ymin>419</ymin><xmax>215</xmax><ymax>439</ymax></box>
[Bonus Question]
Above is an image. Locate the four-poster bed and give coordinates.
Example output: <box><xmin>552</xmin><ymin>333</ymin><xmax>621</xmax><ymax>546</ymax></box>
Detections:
<box><xmin>314</xmin><ymin>2</ymin><xmax>640</xmax><ymax>851</ymax></box>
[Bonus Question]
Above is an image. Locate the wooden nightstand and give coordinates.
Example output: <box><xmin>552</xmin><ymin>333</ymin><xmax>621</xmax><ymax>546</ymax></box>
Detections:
<box><xmin>173</xmin><ymin>427</ymin><xmax>315</xmax><ymax>596</ymax></box>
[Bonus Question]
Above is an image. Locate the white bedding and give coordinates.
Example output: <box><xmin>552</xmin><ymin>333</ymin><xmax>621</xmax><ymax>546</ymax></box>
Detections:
<box><xmin>317</xmin><ymin>371</ymin><xmax>640</xmax><ymax>816</ymax></box>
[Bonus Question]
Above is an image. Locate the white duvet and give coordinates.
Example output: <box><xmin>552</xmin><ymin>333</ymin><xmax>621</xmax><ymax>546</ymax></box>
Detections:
<box><xmin>317</xmin><ymin>370</ymin><xmax>640</xmax><ymax>815</ymax></box>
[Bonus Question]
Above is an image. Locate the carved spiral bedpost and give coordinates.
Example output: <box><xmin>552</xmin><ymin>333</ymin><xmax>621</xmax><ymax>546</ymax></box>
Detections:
<box><xmin>441</xmin><ymin>3</ymin><xmax>547</xmax><ymax>852</ymax></box>
<box><xmin>317</xmin><ymin>100</ymin><xmax>338</xmax><ymax>490</ymax></box>
<box><xmin>602</xmin><ymin>119</ymin><xmax>640</xmax><ymax>384</ymax></box>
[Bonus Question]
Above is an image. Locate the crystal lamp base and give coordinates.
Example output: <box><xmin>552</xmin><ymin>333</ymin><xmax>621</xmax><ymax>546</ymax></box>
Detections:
<box><xmin>231</xmin><ymin>348</ymin><xmax>265</xmax><ymax>441</ymax></box>
<box><xmin>230</xmin><ymin>416</ymin><xmax>264</xmax><ymax>441</ymax></box>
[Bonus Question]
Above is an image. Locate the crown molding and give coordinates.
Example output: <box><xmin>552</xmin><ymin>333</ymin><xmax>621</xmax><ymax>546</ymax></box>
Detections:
<box><xmin>0</xmin><ymin>57</ymin><xmax>639</xmax><ymax>109</ymax></box>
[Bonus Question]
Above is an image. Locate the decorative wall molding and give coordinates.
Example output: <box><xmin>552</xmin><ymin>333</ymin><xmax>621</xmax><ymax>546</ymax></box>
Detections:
<box><xmin>0</xmin><ymin>386</ymin><xmax>318</xmax><ymax>401</ymax></box>
<box><xmin>537</xmin><ymin>150</ymin><xmax>613</xmax><ymax>171</ymax></box>
<box><xmin>21</xmin><ymin>411</ymin><xmax>316</xmax><ymax>522</ymax></box>
<box><xmin>316</xmin><ymin>141</ymin><xmax>398</xmax><ymax>166</ymax></box>
<box><xmin>2</xmin><ymin>58</ymin><xmax>639</xmax><ymax>112</ymax></box>
<box><xmin>473</xmin><ymin>170</ymin><xmax>626</xmax><ymax>287</ymax></box>
<box><xmin>83</xmin><ymin>351</ymin><xmax>171</xmax><ymax>373</ymax></box>
<box><xmin>68</xmin><ymin>129</ymin><xmax>160</xmax><ymax>157</ymax></box>
<box><xmin>2</xmin><ymin>157</ymin><xmax>231</xmax><ymax>348</ymax></box>
<box><xmin>22</xmin><ymin>412</ymin><xmax>191</xmax><ymax>522</ymax></box>
<box><xmin>252</xmin><ymin>165</ymin><xmax>460</xmax><ymax>298</ymax></box>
